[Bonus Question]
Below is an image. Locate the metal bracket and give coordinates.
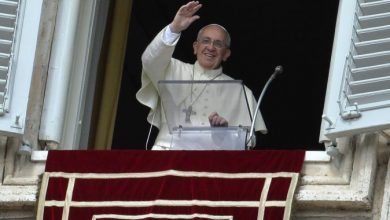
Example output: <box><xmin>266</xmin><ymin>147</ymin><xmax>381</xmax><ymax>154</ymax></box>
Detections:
<box><xmin>322</xmin><ymin>114</ymin><xmax>335</xmax><ymax>130</ymax></box>
<box><xmin>325</xmin><ymin>141</ymin><xmax>344</xmax><ymax>169</ymax></box>
<box><xmin>18</xmin><ymin>142</ymin><xmax>32</xmax><ymax>156</ymax></box>
<box><xmin>339</xmin><ymin>102</ymin><xmax>361</xmax><ymax>120</ymax></box>
<box><xmin>326</xmin><ymin>144</ymin><xmax>341</xmax><ymax>157</ymax></box>
<box><xmin>11</xmin><ymin>114</ymin><xmax>23</xmax><ymax>129</ymax></box>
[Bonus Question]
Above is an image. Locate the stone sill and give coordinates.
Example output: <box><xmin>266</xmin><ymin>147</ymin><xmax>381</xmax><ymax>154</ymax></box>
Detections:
<box><xmin>31</xmin><ymin>150</ymin><xmax>329</xmax><ymax>162</ymax></box>
<box><xmin>0</xmin><ymin>185</ymin><xmax>37</xmax><ymax>207</ymax></box>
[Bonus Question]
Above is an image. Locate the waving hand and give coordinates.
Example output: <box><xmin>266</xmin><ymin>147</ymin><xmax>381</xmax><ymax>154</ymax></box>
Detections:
<box><xmin>169</xmin><ymin>1</ymin><xmax>202</xmax><ymax>33</ymax></box>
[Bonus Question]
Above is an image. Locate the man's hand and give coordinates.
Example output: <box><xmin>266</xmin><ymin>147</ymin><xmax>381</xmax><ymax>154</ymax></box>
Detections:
<box><xmin>209</xmin><ymin>112</ymin><xmax>228</xmax><ymax>127</ymax></box>
<box><xmin>169</xmin><ymin>1</ymin><xmax>202</xmax><ymax>33</ymax></box>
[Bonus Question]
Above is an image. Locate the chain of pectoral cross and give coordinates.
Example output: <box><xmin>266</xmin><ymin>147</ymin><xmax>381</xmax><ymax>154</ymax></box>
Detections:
<box><xmin>183</xmin><ymin>66</ymin><xmax>222</xmax><ymax>123</ymax></box>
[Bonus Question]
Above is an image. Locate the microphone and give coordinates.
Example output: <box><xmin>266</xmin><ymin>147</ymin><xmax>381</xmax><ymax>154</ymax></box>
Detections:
<box><xmin>274</xmin><ymin>65</ymin><xmax>283</xmax><ymax>76</ymax></box>
<box><xmin>247</xmin><ymin>65</ymin><xmax>283</xmax><ymax>148</ymax></box>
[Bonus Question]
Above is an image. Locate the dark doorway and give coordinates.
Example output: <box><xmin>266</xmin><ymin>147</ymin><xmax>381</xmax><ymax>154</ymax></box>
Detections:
<box><xmin>112</xmin><ymin>0</ymin><xmax>339</xmax><ymax>150</ymax></box>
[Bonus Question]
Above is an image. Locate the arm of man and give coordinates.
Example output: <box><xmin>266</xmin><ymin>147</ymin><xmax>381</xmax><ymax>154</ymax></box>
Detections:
<box><xmin>141</xmin><ymin>1</ymin><xmax>202</xmax><ymax>86</ymax></box>
<box><xmin>136</xmin><ymin>1</ymin><xmax>203</xmax><ymax>130</ymax></box>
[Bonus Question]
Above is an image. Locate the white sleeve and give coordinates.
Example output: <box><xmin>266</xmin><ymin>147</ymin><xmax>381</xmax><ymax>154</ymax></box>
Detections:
<box><xmin>162</xmin><ymin>25</ymin><xmax>181</xmax><ymax>45</ymax></box>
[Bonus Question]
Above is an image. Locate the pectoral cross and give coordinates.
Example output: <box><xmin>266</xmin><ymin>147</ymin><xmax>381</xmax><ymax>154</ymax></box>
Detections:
<box><xmin>183</xmin><ymin>105</ymin><xmax>196</xmax><ymax>123</ymax></box>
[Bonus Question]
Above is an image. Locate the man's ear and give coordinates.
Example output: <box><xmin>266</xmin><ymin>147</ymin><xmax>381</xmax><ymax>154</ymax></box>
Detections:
<box><xmin>193</xmin><ymin>41</ymin><xmax>198</xmax><ymax>55</ymax></box>
<box><xmin>222</xmin><ymin>48</ymin><xmax>231</xmax><ymax>61</ymax></box>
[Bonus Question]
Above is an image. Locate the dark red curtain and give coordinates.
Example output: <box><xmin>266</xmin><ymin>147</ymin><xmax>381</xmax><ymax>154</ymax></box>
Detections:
<box><xmin>39</xmin><ymin>150</ymin><xmax>305</xmax><ymax>220</ymax></box>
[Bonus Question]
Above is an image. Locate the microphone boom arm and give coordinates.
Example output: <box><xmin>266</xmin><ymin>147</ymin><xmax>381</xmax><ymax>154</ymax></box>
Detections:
<box><xmin>247</xmin><ymin>65</ymin><xmax>283</xmax><ymax>148</ymax></box>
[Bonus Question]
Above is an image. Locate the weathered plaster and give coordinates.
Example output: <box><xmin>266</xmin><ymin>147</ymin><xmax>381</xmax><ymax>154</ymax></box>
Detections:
<box><xmin>379</xmin><ymin>158</ymin><xmax>390</xmax><ymax>220</ymax></box>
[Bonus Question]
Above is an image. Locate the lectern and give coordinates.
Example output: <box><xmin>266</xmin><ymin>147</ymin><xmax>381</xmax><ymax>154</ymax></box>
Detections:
<box><xmin>158</xmin><ymin>80</ymin><xmax>253</xmax><ymax>150</ymax></box>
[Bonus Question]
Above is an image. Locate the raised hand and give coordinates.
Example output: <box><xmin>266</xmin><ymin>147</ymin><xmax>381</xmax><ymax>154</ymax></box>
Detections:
<box><xmin>169</xmin><ymin>1</ymin><xmax>202</xmax><ymax>33</ymax></box>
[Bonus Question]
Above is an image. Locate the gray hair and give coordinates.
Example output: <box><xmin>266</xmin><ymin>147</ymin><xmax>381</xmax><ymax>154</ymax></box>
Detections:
<box><xmin>197</xmin><ymin>24</ymin><xmax>231</xmax><ymax>48</ymax></box>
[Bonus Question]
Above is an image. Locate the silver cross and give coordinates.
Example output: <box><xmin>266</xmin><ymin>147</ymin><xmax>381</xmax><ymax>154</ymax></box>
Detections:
<box><xmin>183</xmin><ymin>105</ymin><xmax>196</xmax><ymax>123</ymax></box>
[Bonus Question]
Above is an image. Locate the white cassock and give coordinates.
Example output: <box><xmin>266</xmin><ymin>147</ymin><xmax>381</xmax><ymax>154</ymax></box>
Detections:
<box><xmin>136</xmin><ymin>26</ymin><xmax>267</xmax><ymax>150</ymax></box>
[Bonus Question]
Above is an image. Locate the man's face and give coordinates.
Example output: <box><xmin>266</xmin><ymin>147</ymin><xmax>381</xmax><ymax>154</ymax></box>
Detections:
<box><xmin>193</xmin><ymin>26</ymin><xmax>231</xmax><ymax>70</ymax></box>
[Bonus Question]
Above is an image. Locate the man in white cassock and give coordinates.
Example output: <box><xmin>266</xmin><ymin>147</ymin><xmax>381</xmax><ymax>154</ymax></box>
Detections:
<box><xmin>136</xmin><ymin>1</ymin><xmax>267</xmax><ymax>150</ymax></box>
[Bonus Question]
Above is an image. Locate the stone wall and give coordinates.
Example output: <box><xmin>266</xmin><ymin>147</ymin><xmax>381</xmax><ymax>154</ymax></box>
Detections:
<box><xmin>0</xmin><ymin>133</ymin><xmax>389</xmax><ymax>219</ymax></box>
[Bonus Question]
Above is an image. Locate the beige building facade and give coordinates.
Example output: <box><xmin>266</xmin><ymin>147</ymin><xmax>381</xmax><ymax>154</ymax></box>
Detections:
<box><xmin>0</xmin><ymin>0</ymin><xmax>390</xmax><ymax>219</ymax></box>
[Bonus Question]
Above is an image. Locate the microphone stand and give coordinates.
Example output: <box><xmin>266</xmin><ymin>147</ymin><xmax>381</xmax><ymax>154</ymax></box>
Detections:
<box><xmin>247</xmin><ymin>65</ymin><xmax>283</xmax><ymax>149</ymax></box>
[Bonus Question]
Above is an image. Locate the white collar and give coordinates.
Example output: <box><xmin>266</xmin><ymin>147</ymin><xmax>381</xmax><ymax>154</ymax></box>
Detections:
<box><xmin>193</xmin><ymin>61</ymin><xmax>223</xmax><ymax>80</ymax></box>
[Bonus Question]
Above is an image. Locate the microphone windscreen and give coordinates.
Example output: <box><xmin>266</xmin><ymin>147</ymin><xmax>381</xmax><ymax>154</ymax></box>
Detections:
<box><xmin>275</xmin><ymin>65</ymin><xmax>283</xmax><ymax>75</ymax></box>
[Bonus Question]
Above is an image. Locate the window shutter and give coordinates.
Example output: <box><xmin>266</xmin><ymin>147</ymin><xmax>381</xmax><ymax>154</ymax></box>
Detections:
<box><xmin>321</xmin><ymin>0</ymin><xmax>390</xmax><ymax>141</ymax></box>
<box><xmin>0</xmin><ymin>0</ymin><xmax>43</xmax><ymax>136</ymax></box>
<box><xmin>0</xmin><ymin>0</ymin><xmax>19</xmax><ymax>115</ymax></box>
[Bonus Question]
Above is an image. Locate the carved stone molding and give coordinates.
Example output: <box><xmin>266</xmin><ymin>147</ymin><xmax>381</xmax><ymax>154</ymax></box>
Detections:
<box><xmin>295</xmin><ymin>133</ymin><xmax>378</xmax><ymax>211</ymax></box>
<box><xmin>380</xmin><ymin>159</ymin><xmax>390</xmax><ymax>220</ymax></box>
